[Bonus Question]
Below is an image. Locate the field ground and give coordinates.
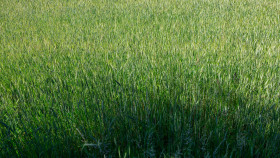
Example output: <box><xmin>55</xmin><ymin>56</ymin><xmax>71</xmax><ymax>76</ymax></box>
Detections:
<box><xmin>0</xmin><ymin>0</ymin><xmax>280</xmax><ymax>157</ymax></box>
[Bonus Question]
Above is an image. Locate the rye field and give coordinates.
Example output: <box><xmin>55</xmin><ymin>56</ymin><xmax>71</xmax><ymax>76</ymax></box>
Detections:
<box><xmin>0</xmin><ymin>0</ymin><xmax>280</xmax><ymax>157</ymax></box>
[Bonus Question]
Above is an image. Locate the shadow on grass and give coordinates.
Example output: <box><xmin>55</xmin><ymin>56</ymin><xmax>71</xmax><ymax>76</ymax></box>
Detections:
<box><xmin>1</xmin><ymin>74</ymin><xmax>280</xmax><ymax>157</ymax></box>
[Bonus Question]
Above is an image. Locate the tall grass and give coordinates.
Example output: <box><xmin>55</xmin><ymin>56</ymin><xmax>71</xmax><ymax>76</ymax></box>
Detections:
<box><xmin>0</xmin><ymin>0</ymin><xmax>280</xmax><ymax>157</ymax></box>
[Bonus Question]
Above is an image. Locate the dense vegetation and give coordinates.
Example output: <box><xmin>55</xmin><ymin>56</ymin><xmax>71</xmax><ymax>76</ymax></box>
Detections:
<box><xmin>0</xmin><ymin>0</ymin><xmax>280</xmax><ymax>157</ymax></box>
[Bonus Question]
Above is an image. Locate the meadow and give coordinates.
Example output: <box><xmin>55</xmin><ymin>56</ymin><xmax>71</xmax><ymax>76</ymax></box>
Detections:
<box><xmin>0</xmin><ymin>0</ymin><xmax>280</xmax><ymax>157</ymax></box>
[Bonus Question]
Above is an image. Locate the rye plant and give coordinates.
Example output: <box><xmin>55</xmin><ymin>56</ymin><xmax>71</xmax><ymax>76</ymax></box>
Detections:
<box><xmin>0</xmin><ymin>0</ymin><xmax>280</xmax><ymax>157</ymax></box>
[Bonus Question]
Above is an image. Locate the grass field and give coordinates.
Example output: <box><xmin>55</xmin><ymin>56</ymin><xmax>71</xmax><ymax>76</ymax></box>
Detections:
<box><xmin>0</xmin><ymin>0</ymin><xmax>280</xmax><ymax>157</ymax></box>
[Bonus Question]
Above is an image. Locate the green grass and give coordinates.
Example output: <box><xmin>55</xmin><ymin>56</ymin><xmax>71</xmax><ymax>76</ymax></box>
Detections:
<box><xmin>0</xmin><ymin>0</ymin><xmax>280</xmax><ymax>157</ymax></box>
